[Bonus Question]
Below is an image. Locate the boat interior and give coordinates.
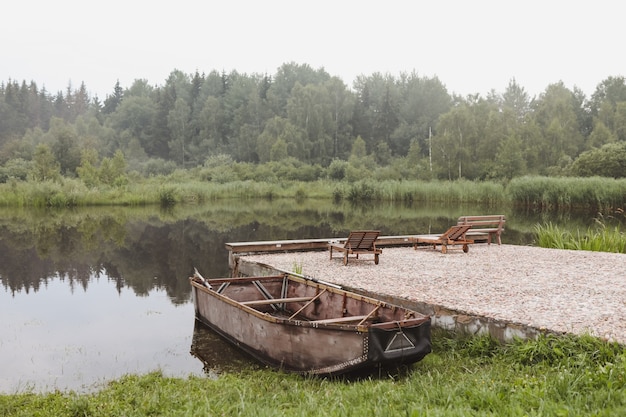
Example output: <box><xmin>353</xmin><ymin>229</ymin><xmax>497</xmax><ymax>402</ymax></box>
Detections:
<box><xmin>193</xmin><ymin>273</ymin><xmax>424</xmax><ymax>327</ymax></box>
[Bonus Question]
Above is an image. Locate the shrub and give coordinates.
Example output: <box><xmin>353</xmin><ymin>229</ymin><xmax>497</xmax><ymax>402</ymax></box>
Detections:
<box><xmin>158</xmin><ymin>187</ymin><xmax>177</xmax><ymax>207</ymax></box>
<box><xmin>140</xmin><ymin>158</ymin><xmax>178</xmax><ymax>177</ymax></box>
<box><xmin>327</xmin><ymin>159</ymin><xmax>347</xmax><ymax>180</ymax></box>
<box><xmin>0</xmin><ymin>158</ymin><xmax>32</xmax><ymax>183</ymax></box>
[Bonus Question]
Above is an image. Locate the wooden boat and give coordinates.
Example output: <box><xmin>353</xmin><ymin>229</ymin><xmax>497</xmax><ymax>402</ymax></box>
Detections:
<box><xmin>190</xmin><ymin>320</ymin><xmax>262</xmax><ymax>374</ymax></box>
<box><xmin>190</xmin><ymin>269</ymin><xmax>431</xmax><ymax>375</ymax></box>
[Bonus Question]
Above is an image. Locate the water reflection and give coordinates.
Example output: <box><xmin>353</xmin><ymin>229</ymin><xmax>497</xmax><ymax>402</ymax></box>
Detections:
<box><xmin>0</xmin><ymin>201</ymin><xmax>610</xmax><ymax>393</ymax></box>
<box><xmin>0</xmin><ymin>276</ymin><xmax>202</xmax><ymax>393</ymax></box>
<box><xmin>190</xmin><ymin>320</ymin><xmax>262</xmax><ymax>378</ymax></box>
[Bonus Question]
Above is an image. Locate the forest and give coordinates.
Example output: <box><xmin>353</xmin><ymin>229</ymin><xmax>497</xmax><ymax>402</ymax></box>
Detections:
<box><xmin>1</xmin><ymin>62</ymin><xmax>626</xmax><ymax>185</ymax></box>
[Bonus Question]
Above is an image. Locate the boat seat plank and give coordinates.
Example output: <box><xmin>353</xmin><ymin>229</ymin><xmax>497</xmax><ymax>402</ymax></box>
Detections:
<box><xmin>241</xmin><ymin>296</ymin><xmax>315</xmax><ymax>306</ymax></box>
<box><xmin>311</xmin><ymin>315</ymin><xmax>370</xmax><ymax>324</ymax></box>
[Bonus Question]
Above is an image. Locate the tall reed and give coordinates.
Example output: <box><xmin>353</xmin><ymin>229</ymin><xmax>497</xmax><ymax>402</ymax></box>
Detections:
<box><xmin>508</xmin><ymin>176</ymin><xmax>626</xmax><ymax>210</ymax></box>
<box><xmin>535</xmin><ymin>220</ymin><xmax>626</xmax><ymax>253</ymax></box>
<box><xmin>2</xmin><ymin>175</ymin><xmax>625</xmax><ymax>210</ymax></box>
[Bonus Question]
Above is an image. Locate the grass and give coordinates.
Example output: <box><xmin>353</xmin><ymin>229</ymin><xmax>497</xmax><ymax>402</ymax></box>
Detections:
<box><xmin>507</xmin><ymin>176</ymin><xmax>626</xmax><ymax>211</ymax></box>
<box><xmin>2</xmin><ymin>175</ymin><xmax>624</xmax><ymax>415</ymax></box>
<box><xmin>292</xmin><ymin>261</ymin><xmax>303</xmax><ymax>275</ymax></box>
<box><xmin>1</xmin><ymin>331</ymin><xmax>624</xmax><ymax>416</ymax></box>
<box><xmin>535</xmin><ymin>210</ymin><xmax>626</xmax><ymax>253</ymax></box>
<box><xmin>2</xmin><ymin>175</ymin><xmax>626</xmax><ymax>210</ymax></box>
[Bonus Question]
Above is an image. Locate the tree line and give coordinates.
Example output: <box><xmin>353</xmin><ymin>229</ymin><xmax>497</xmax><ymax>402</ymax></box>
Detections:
<box><xmin>1</xmin><ymin>62</ymin><xmax>626</xmax><ymax>184</ymax></box>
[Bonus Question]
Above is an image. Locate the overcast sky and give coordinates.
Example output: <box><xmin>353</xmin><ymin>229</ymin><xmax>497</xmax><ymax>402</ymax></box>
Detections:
<box><xmin>2</xmin><ymin>0</ymin><xmax>624</xmax><ymax>100</ymax></box>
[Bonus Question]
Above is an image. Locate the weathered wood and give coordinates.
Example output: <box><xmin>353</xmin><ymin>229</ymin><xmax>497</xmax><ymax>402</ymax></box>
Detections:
<box><xmin>190</xmin><ymin>271</ymin><xmax>431</xmax><ymax>375</ymax></box>
<box><xmin>358</xmin><ymin>304</ymin><xmax>381</xmax><ymax>325</ymax></box>
<box><xmin>289</xmin><ymin>289</ymin><xmax>327</xmax><ymax>319</ymax></box>
<box><xmin>226</xmin><ymin>239</ymin><xmax>331</xmax><ymax>254</ymax></box>
<box><xmin>329</xmin><ymin>230</ymin><xmax>382</xmax><ymax>265</ymax></box>
<box><xmin>311</xmin><ymin>315</ymin><xmax>370</xmax><ymax>324</ymax></box>
<box><xmin>411</xmin><ymin>225</ymin><xmax>474</xmax><ymax>253</ymax></box>
<box><xmin>227</xmin><ymin>237</ymin><xmax>414</xmax><ymax>253</ymax></box>
<box><xmin>457</xmin><ymin>215</ymin><xmax>506</xmax><ymax>245</ymax></box>
<box><xmin>226</xmin><ymin>236</ymin><xmax>425</xmax><ymax>270</ymax></box>
<box><xmin>242</xmin><ymin>296</ymin><xmax>315</xmax><ymax>306</ymax></box>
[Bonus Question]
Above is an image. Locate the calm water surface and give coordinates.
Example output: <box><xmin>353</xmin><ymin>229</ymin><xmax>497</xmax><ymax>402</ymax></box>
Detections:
<box><xmin>0</xmin><ymin>201</ymin><xmax>608</xmax><ymax>393</ymax></box>
<box><xmin>1</xmin><ymin>277</ymin><xmax>198</xmax><ymax>392</ymax></box>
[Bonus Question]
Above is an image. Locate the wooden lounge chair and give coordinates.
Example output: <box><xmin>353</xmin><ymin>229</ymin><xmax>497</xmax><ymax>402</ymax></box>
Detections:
<box><xmin>412</xmin><ymin>225</ymin><xmax>473</xmax><ymax>254</ymax></box>
<box><xmin>329</xmin><ymin>230</ymin><xmax>382</xmax><ymax>265</ymax></box>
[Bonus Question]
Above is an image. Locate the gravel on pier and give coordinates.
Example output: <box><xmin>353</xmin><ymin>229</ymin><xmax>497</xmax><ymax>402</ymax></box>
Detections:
<box><xmin>243</xmin><ymin>244</ymin><xmax>626</xmax><ymax>343</ymax></box>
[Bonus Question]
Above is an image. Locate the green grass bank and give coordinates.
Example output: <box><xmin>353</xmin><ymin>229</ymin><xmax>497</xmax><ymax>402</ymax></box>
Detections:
<box><xmin>2</xmin><ymin>331</ymin><xmax>624</xmax><ymax>416</ymax></box>
<box><xmin>1</xmin><ymin>175</ymin><xmax>625</xmax><ymax>210</ymax></box>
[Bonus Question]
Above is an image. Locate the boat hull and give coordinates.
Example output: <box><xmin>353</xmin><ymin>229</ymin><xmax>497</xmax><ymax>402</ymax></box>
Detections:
<box><xmin>190</xmin><ymin>274</ymin><xmax>431</xmax><ymax>375</ymax></box>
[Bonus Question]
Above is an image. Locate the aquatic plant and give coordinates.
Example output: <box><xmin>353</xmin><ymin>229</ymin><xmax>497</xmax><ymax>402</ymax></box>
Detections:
<box><xmin>535</xmin><ymin>215</ymin><xmax>626</xmax><ymax>253</ymax></box>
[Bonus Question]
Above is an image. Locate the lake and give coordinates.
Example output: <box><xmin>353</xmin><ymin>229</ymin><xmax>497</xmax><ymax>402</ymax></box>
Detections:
<box><xmin>0</xmin><ymin>200</ymin><xmax>611</xmax><ymax>392</ymax></box>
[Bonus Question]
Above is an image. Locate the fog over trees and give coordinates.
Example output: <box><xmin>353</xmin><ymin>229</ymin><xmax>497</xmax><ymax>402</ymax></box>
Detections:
<box><xmin>2</xmin><ymin>63</ymin><xmax>626</xmax><ymax>183</ymax></box>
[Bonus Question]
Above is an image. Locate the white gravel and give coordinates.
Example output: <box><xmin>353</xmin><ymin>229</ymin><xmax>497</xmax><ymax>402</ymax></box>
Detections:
<box><xmin>242</xmin><ymin>244</ymin><xmax>626</xmax><ymax>343</ymax></box>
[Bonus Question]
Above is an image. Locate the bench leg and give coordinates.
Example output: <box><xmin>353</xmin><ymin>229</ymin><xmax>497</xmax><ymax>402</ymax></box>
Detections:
<box><xmin>463</xmin><ymin>244</ymin><xmax>469</xmax><ymax>253</ymax></box>
<box><xmin>441</xmin><ymin>245</ymin><xmax>447</xmax><ymax>254</ymax></box>
<box><xmin>343</xmin><ymin>253</ymin><xmax>348</xmax><ymax>266</ymax></box>
<box><xmin>374</xmin><ymin>254</ymin><xmax>379</xmax><ymax>264</ymax></box>
<box><xmin>329</xmin><ymin>246</ymin><xmax>333</xmax><ymax>260</ymax></box>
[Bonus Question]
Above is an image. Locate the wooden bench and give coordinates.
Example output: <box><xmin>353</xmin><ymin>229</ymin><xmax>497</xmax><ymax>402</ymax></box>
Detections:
<box><xmin>457</xmin><ymin>215</ymin><xmax>505</xmax><ymax>245</ymax></box>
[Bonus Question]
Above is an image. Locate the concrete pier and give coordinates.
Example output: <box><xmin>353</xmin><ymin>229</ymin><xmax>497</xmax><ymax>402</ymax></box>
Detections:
<box><xmin>225</xmin><ymin>237</ymin><xmax>626</xmax><ymax>344</ymax></box>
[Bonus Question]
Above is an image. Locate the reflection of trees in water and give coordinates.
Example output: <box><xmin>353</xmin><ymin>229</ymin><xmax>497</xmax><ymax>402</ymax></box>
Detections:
<box><xmin>0</xmin><ymin>201</ymin><xmax>600</xmax><ymax>302</ymax></box>
<box><xmin>0</xmin><ymin>203</ymin><xmax>344</xmax><ymax>302</ymax></box>
<box><xmin>0</xmin><ymin>244</ymin><xmax>54</xmax><ymax>294</ymax></box>
<box><xmin>0</xmin><ymin>217</ymin><xmax>231</xmax><ymax>304</ymax></box>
